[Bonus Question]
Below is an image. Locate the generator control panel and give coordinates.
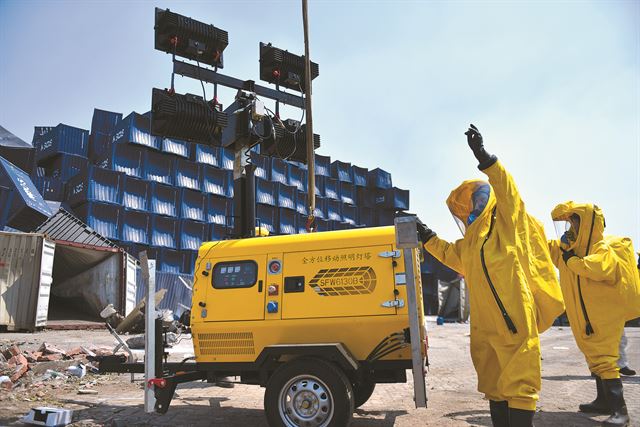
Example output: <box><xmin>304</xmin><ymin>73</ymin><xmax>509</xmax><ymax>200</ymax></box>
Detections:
<box><xmin>213</xmin><ymin>261</ymin><xmax>258</xmax><ymax>288</ymax></box>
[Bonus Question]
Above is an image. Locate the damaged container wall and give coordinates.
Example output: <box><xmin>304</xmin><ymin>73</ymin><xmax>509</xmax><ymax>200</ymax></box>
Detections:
<box><xmin>0</xmin><ymin>232</ymin><xmax>55</xmax><ymax>331</ymax></box>
<box><xmin>135</xmin><ymin>271</ymin><xmax>193</xmax><ymax>317</ymax></box>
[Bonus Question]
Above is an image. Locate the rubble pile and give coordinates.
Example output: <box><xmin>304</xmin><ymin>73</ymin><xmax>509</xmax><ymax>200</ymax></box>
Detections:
<box><xmin>0</xmin><ymin>342</ymin><xmax>123</xmax><ymax>397</ymax></box>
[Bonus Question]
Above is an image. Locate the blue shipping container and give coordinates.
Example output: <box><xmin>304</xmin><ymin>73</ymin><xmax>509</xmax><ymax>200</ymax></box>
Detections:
<box><xmin>367</xmin><ymin>168</ymin><xmax>392</xmax><ymax>189</ymax></box>
<box><xmin>96</xmin><ymin>143</ymin><xmax>144</xmax><ymax>178</ymax></box>
<box><xmin>0</xmin><ymin>186</ymin><xmax>13</xmax><ymax>229</ymax></box>
<box><xmin>161</xmin><ymin>137</ymin><xmax>191</xmax><ymax>159</ymax></box>
<box><xmin>256</xmin><ymin>203</ymin><xmax>276</xmax><ymax>234</ymax></box>
<box><xmin>144</xmin><ymin>150</ymin><xmax>175</xmax><ymax>185</ymax></box>
<box><xmin>35</xmin><ymin>124</ymin><xmax>89</xmax><ymax>162</ymax></box>
<box><xmin>207</xmin><ymin>194</ymin><xmax>231</xmax><ymax>225</ymax></box>
<box><xmin>89</xmin><ymin>132</ymin><xmax>111</xmax><ymax>162</ymax></box>
<box><xmin>352</xmin><ymin>165</ymin><xmax>368</xmax><ymax>187</ymax></box>
<box><xmin>73</xmin><ymin>202</ymin><xmax>119</xmax><ymax>241</ymax></box>
<box><xmin>178</xmin><ymin>188</ymin><xmax>206</xmax><ymax>222</ymax></box>
<box><xmin>0</xmin><ymin>157</ymin><xmax>52</xmax><ymax>231</ymax></box>
<box><xmin>150</xmin><ymin>215</ymin><xmax>178</xmax><ymax>248</ymax></box>
<box><xmin>324</xmin><ymin>177</ymin><xmax>339</xmax><ymax>201</ymax></box>
<box><xmin>287</xmin><ymin>162</ymin><xmax>306</xmax><ymax>191</ymax></box>
<box><xmin>278</xmin><ymin>208</ymin><xmax>297</xmax><ymax>235</ymax></box>
<box><xmin>276</xmin><ymin>183</ymin><xmax>296</xmax><ymax>210</ymax></box>
<box><xmin>357</xmin><ymin>207</ymin><xmax>374</xmax><ymax>227</ymax></box>
<box><xmin>179</xmin><ymin>220</ymin><xmax>207</xmax><ymax>250</ymax></box>
<box><xmin>150</xmin><ymin>182</ymin><xmax>178</xmax><ymax>217</ymax></box>
<box><xmin>314</xmin><ymin>154</ymin><xmax>331</xmax><ymax>177</ymax></box>
<box><xmin>191</xmin><ymin>144</ymin><xmax>220</xmax><ymax>167</ymax></box>
<box><xmin>339</xmin><ymin>182</ymin><xmax>355</xmax><ymax>205</ymax></box>
<box><xmin>376</xmin><ymin>187</ymin><xmax>410</xmax><ymax>211</ymax></box>
<box><xmin>156</xmin><ymin>248</ymin><xmax>183</xmax><ymax>274</ymax></box>
<box><xmin>341</xmin><ymin>204</ymin><xmax>357</xmax><ymax>225</ymax></box>
<box><xmin>38</xmin><ymin>153</ymin><xmax>87</xmax><ymax>181</ymax></box>
<box><xmin>256</xmin><ymin>178</ymin><xmax>276</xmax><ymax>206</ymax></box>
<box><xmin>112</xmin><ymin>112</ymin><xmax>161</xmax><ymax>151</ymax></box>
<box><xmin>119</xmin><ymin>209</ymin><xmax>150</xmax><ymax>245</ymax></box>
<box><xmin>208</xmin><ymin>223</ymin><xmax>229</xmax><ymax>241</ymax></box>
<box><xmin>182</xmin><ymin>250</ymin><xmax>198</xmax><ymax>275</ymax></box>
<box><xmin>201</xmin><ymin>166</ymin><xmax>232</xmax><ymax>197</ymax></box>
<box><xmin>34</xmin><ymin>176</ymin><xmax>65</xmax><ymax>202</ymax></box>
<box><xmin>326</xmin><ymin>199</ymin><xmax>342</xmax><ymax>221</ymax></box>
<box><xmin>32</xmin><ymin>126</ymin><xmax>55</xmax><ymax>145</ymax></box>
<box><xmin>66</xmin><ymin>166</ymin><xmax>123</xmax><ymax>207</ymax></box>
<box><xmin>270</xmin><ymin>157</ymin><xmax>287</xmax><ymax>184</ymax></box>
<box><xmin>251</xmin><ymin>152</ymin><xmax>270</xmax><ymax>180</ymax></box>
<box><xmin>174</xmin><ymin>159</ymin><xmax>201</xmax><ymax>190</ymax></box>
<box><xmin>330</xmin><ymin>160</ymin><xmax>352</xmax><ymax>183</ymax></box>
<box><xmin>220</xmin><ymin>147</ymin><xmax>234</xmax><ymax>170</ymax></box>
<box><xmin>91</xmin><ymin>108</ymin><xmax>123</xmax><ymax>135</ymax></box>
<box><xmin>122</xmin><ymin>176</ymin><xmax>150</xmax><ymax>212</ymax></box>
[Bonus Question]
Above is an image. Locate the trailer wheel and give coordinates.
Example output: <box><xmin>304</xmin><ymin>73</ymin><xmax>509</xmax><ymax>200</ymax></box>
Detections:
<box><xmin>264</xmin><ymin>357</ymin><xmax>354</xmax><ymax>427</ymax></box>
<box><xmin>352</xmin><ymin>378</ymin><xmax>376</xmax><ymax>408</ymax></box>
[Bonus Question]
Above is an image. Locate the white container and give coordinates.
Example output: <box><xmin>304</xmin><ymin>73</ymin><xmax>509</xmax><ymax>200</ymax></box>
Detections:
<box><xmin>22</xmin><ymin>407</ymin><xmax>73</xmax><ymax>426</ymax></box>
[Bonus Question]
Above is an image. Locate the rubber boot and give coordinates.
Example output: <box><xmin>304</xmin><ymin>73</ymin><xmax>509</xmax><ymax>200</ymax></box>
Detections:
<box><xmin>489</xmin><ymin>400</ymin><xmax>509</xmax><ymax>427</ymax></box>
<box><xmin>508</xmin><ymin>408</ymin><xmax>535</xmax><ymax>427</ymax></box>
<box><xmin>579</xmin><ymin>375</ymin><xmax>610</xmax><ymax>414</ymax></box>
<box><xmin>602</xmin><ymin>378</ymin><xmax>630</xmax><ymax>427</ymax></box>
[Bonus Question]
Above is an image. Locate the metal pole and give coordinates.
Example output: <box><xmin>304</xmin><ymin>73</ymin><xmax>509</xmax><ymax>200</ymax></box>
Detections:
<box><xmin>140</xmin><ymin>252</ymin><xmax>157</xmax><ymax>413</ymax></box>
<box><xmin>402</xmin><ymin>248</ymin><xmax>428</xmax><ymax>408</ymax></box>
<box><xmin>302</xmin><ymin>0</ymin><xmax>316</xmax><ymax>222</ymax></box>
<box><xmin>394</xmin><ymin>216</ymin><xmax>427</xmax><ymax>408</ymax></box>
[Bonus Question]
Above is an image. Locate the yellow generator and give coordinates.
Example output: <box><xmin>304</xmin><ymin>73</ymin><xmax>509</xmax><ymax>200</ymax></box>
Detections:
<box><xmin>100</xmin><ymin>225</ymin><xmax>428</xmax><ymax>427</ymax></box>
<box><xmin>192</xmin><ymin>225</ymin><xmax>426</xmax><ymax>425</ymax></box>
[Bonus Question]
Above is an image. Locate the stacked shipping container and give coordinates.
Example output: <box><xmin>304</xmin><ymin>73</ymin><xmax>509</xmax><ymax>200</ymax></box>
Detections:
<box><xmin>15</xmin><ymin>107</ymin><xmax>409</xmax><ymax>277</ymax></box>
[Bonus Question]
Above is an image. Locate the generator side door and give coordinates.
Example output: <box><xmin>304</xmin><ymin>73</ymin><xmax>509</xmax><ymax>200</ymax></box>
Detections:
<box><xmin>204</xmin><ymin>255</ymin><xmax>267</xmax><ymax>322</ymax></box>
<box><xmin>281</xmin><ymin>244</ymin><xmax>398</xmax><ymax>319</ymax></box>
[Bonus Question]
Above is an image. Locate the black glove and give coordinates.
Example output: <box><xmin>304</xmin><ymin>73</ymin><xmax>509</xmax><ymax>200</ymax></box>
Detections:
<box><xmin>416</xmin><ymin>220</ymin><xmax>436</xmax><ymax>244</ymax></box>
<box><xmin>561</xmin><ymin>248</ymin><xmax>577</xmax><ymax>264</ymax></box>
<box><xmin>465</xmin><ymin>124</ymin><xmax>497</xmax><ymax>170</ymax></box>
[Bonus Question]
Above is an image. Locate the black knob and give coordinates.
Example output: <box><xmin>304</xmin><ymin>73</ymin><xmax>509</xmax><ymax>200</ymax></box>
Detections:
<box><xmin>202</xmin><ymin>270</ymin><xmax>209</xmax><ymax>276</ymax></box>
<box><xmin>198</xmin><ymin>302</ymin><xmax>206</xmax><ymax>307</ymax></box>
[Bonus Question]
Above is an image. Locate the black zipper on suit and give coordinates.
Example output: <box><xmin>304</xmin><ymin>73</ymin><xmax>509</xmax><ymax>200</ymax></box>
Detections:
<box><xmin>479</xmin><ymin>207</ymin><xmax>518</xmax><ymax>334</ymax></box>
<box><xmin>576</xmin><ymin>210</ymin><xmax>596</xmax><ymax>336</ymax></box>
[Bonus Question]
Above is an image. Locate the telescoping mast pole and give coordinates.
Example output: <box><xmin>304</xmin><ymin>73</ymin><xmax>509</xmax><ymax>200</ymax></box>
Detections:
<box><xmin>302</xmin><ymin>0</ymin><xmax>316</xmax><ymax>231</ymax></box>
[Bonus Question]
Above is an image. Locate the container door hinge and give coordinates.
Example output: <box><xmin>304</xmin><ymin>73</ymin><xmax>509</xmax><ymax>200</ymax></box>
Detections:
<box><xmin>379</xmin><ymin>250</ymin><xmax>401</xmax><ymax>259</ymax></box>
<box><xmin>381</xmin><ymin>299</ymin><xmax>405</xmax><ymax>308</ymax></box>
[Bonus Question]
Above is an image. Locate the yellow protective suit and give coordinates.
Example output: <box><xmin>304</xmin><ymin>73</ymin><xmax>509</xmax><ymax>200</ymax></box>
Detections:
<box><xmin>549</xmin><ymin>202</ymin><xmax>640</xmax><ymax>379</ymax></box>
<box><xmin>425</xmin><ymin>160</ymin><xmax>564</xmax><ymax>411</ymax></box>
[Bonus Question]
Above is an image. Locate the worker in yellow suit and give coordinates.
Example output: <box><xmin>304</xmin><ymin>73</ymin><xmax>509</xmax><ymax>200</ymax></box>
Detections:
<box><xmin>417</xmin><ymin>124</ymin><xmax>563</xmax><ymax>427</ymax></box>
<box><xmin>549</xmin><ymin>202</ymin><xmax>640</xmax><ymax>427</ymax></box>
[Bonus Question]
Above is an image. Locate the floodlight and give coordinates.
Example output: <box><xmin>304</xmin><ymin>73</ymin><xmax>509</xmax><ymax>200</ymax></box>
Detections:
<box><xmin>151</xmin><ymin>88</ymin><xmax>228</xmax><ymax>144</ymax></box>
<box><xmin>259</xmin><ymin>43</ymin><xmax>319</xmax><ymax>92</ymax></box>
<box><xmin>262</xmin><ymin>118</ymin><xmax>320</xmax><ymax>164</ymax></box>
<box><xmin>155</xmin><ymin>8</ymin><xmax>228</xmax><ymax>68</ymax></box>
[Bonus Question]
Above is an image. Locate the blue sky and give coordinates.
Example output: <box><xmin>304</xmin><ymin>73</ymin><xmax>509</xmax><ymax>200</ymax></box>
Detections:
<box><xmin>1</xmin><ymin>0</ymin><xmax>638</xmax><ymax>244</ymax></box>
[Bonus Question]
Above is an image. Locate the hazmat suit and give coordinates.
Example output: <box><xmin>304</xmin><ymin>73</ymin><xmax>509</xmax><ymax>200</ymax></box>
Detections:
<box><xmin>418</xmin><ymin>125</ymin><xmax>564</xmax><ymax>427</ymax></box>
<box><xmin>549</xmin><ymin>202</ymin><xmax>640</xmax><ymax>427</ymax></box>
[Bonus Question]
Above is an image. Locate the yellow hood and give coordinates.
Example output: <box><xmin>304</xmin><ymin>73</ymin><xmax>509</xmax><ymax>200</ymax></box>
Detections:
<box><xmin>446</xmin><ymin>179</ymin><xmax>496</xmax><ymax>234</ymax></box>
<box><xmin>551</xmin><ymin>202</ymin><xmax>605</xmax><ymax>256</ymax></box>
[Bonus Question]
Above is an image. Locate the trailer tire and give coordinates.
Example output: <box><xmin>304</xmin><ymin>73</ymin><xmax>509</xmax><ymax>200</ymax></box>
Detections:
<box><xmin>264</xmin><ymin>357</ymin><xmax>354</xmax><ymax>427</ymax></box>
<box><xmin>352</xmin><ymin>378</ymin><xmax>376</xmax><ymax>408</ymax></box>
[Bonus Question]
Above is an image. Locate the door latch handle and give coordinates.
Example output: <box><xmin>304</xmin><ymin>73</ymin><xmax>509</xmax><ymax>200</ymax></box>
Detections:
<box><xmin>258</xmin><ymin>280</ymin><xmax>263</xmax><ymax>292</ymax></box>
<box><xmin>381</xmin><ymin>299</ymin><xmax>405</xmax><ymax>308</ymax></box>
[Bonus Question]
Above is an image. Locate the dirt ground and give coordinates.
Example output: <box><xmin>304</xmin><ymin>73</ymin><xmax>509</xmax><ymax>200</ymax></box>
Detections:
<box><xmin>1</xmin><ymin>322</ymin><xmax>638</xmax><ymax>427</ymax></box>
